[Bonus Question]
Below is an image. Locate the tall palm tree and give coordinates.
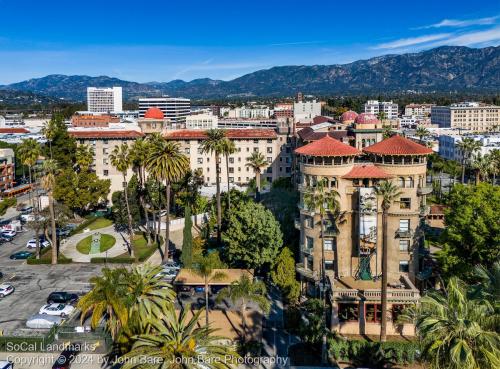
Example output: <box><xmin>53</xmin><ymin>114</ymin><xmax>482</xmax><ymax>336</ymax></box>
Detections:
<box><xmin>42</xmin><ymin>118</ymin><xmax>58</xmax><ymax>159</ymax></box>
<box><xmin>401</xmin><ymin>277</ymin><xmax>500</xmax><ymax>369</ymax></box>
<box><xmin>131</xmin><ymin>138</ymin><xmax>152</xmax><ymax>244</ymax></box>
<box><xmin>415</xmin><ymin>125</ymin><xmax>431</xmax><ymax>144</ymax></box>
<box><xmin>222</xmin><ymin>138</ymin><xmax>236</xmax><ymax>211</ymax></box>
<box><xmin>121</xmin><ymin>304</ymin><xmax>238</xmax><ymax>369</ymax></box>
<box><xmin>375</xmin><ymin>180</ymin><xmax>402</xmax><ymax>343</ymax></box>
<box><xmin>246</xmin><ymin>151</ymin><xmax>267</xmax><ymax>200</ymax></box>
<box><xmin>216</xmin><ymin>275</ymin><xmax>270</xmax><ymax>341</ymax></box>
<box><xmin>146</xmin><ymin>138</ymin><xmax>189</xmax><ymax>262</ymax></box>
<box><xmin>78</xmin><ymin>267</ymin><xmax>129</xmax><ymax>340</ymax></box>
<box><xmin>472</xmin><ymin>153</ymin><xmax>492</xmax><ymax>184</ymax></box>
<box><xmin>200</xmin><ymin>129</ymin><xmax>226</xmax><ymax>243</ymax></box>
<box><xmin>457</xmin><ymin>138</ymin><xmax>481</xmax><ymax>183</ymax></box>
<box><xmin>110</xmin><ymin>143</ymin><xmax>135</xmax><ymax>258</ymax></box>
<box><xmin>303</xmin><ymin>178</ymin><xmax>340</xmax><ymax>296</ymax></box>
<box><xmin>192</xmin><ymin>253</ymin><xmax>226</xmax><ymax>326</ymax></box>
<box><xmin>41</xmin><ymin>159</ymin><xmax>58</xmax><ymax>265</ymax></box>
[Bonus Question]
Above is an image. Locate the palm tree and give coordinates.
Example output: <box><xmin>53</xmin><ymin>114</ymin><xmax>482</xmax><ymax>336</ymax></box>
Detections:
<box><xmin>146</xmin><ymin>138</ymin><xmax>189</xmax><ymax>262</ymax></box>
<box><xmin>489</xmin><ymin>149</ymin><xmax>500</xmax><ymax>184</ymax></box>
<box><xmin>131</xmin><ymin>138</ymin><xmax>152</xmax><ymax>244</ymax></box>
<box><xmin>246</xmin><ymin>151</ymin><xmax>267</xmax><ymax>200</ymax></box>
<box><xmin>216</xmin><ymin>275</ymin><xmax>270</xmax><ymax>341</ymax></box>
<box><xmin>401</xmin><ymin>277</ymin><xmax>500</xmax><ymax>369</ymax></box>
<box><xmin>75</xmin><ymin>145</ymin><xmax>94</xmax><ymax>172</ymax></box>
<box><xmin>78</xmin><ymin>267</ymin><xmax>129</xmax><ymax>340</ymax></box>
<box><xmin>192</xmin><ymin>253</ymin><xmax>226</xmax><ymax>326</ymax></box>
<box><xmin>42</xmin><ymin>118</ymin><xmax>58</xmax><ymax>159</ymax></box>
<box><xmin>126</xmin><ymin>264</ymin><xmax>176</xmax><ymax>332</ymax></box>
<box><xmin>110</xmin><ymin>143</ymin><xmax>135</xmax><ymax>258</ymax></box>
<box><xmin>121</xmin><ymin>304</ymin><xmax>238</xmax><ymax>369</ymax></box>
<box><xmin>415</xmin><ymin>125</ymin><xmax>430</xmax><ymax>144</ymax></box>
<box><xmin>41</xmin><ymin>159</ymin><xmax>58</xmax><ymax>265</ymax></box>
<box><xmin>222</xmin><ymin>138</ymin><xmax>236</xmax><ymax>211</ymax></box>
<box><xmin>457</xmin><ymin>138</ymin><xmax>481</xmax><ymax>183</ymax></box>
<box><xmin>303</xmin><ymin>178</ymin><xmax>340</xmax><ymax>297</ymax></box>
<box><xmin>472</xmin><ymin>153</ymin><xmax>492</xmax><ymax>184</ymax></box>
<box><xmin>200</xmin><ymin>129</ymin><xmax>226</xmax><ymax>243</ymax></box>
<box><xmin>375</xmin><ymin>180</ymin><xmax>402</xmax><ymax>343</ymax></box>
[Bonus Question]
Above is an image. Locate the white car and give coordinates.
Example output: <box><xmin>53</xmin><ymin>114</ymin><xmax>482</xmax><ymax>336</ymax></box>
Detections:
<box><xmin>26</xmin><ymin>239</ymin><xmax>50</xmax><ymax>249</ymax></box>
<box><xmin>162</xmin><ymin>261</ymin><xmax>181</xmax><ymax>271</ymax></box>
<box><xmin>0</xmin><ymin>284</ymin><xmax>14</xmax><ymax>298</ymax></box>
<box><xmin>1</xmin><ymin>230</ymin><xmax>16</xmax><ymax>238</ymax></box>
<box><xmin>39</xmin><ymin>303</ymin><xmax>75</xmax><ymax>317</ymax></box>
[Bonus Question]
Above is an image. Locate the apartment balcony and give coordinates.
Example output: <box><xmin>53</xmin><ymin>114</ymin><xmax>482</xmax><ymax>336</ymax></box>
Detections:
<box><xmin>417</xmin><ymin>185</ymin><xmax>433</xmax><ymax>196</ymax></box>
<box><xmin>300</xmin><ymin>244</ymin><xmax>313</xmax><ymax>255</ymax></box>
<box><xmin>294</xmin><ymin>218</ymin><xmax>301</xmax><ymax>230</ymax></box>
<box><xmin>296</xmin><ymin>263</ymin><xmax>319</xmax><ymax>281</ymax></box>
<box><xmin>395</xmin><ymin>229</ymin><xmax>413</xmax><ymax>238</ymax></box>
<box><xmin>323</xmin><ymin>227</ymin><xmax>338</xmax><ymax>237</ymax></box>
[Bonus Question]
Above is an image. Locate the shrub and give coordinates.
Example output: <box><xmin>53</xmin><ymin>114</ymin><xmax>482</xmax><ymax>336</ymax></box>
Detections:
<box><xmin>0</xmin><ymin>197</ymin><xmax>16</xmax><ymax>216</ymax></box>
<box><xmin>90</xmin><ymin>257</ymin><xmax>134</xmax><ymax>264</ymax></box>
<box><xmin>27</xmin><ymin>246</ymin><xmax>72</xmax><ymax>264</ymax></box>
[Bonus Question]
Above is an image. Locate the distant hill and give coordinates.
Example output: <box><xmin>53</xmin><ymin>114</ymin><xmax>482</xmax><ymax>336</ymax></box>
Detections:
<box><xmin>2</xmin><ymin>46</ymin><xmax>499</xmax><ymax>100</ymax></box>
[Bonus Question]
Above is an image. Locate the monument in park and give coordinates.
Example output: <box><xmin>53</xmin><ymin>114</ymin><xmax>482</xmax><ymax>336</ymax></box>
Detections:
<box><xmin>89</xmin><ymin>232</ymin><xmax>101</xmax><ymax>254</ymax></box>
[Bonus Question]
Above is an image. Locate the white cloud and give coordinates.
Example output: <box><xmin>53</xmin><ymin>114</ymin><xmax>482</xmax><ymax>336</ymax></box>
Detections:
<box><xmin>416</xmin><ymin>15</ymin><xmax>499</xmax><ymax>29</ymax></box>
<box><xmin>425</xmin><ymin>26</ymin><xmax>500</xmax><ymax>47</ymax></box>
<box><xmin>372</xmin><ymin>33</ymin><xmax>451</xmax><ymax>49</ymax></box>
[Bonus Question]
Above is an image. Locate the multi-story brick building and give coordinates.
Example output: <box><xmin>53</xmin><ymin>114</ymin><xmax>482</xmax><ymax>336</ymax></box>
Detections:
<box><xmin>0</xmin><ymin>148</ymin><xmax>15</xmax><ymax>194</ymax></box>
<box><xmin>294</xmin><ymin>134</ymin><xmax>432</xmax><ymax>336</ymax></box>
<box><xmin>71</xmin><ymin>114</ymin><xmax>120</xmax><ymax>128</ymax></box>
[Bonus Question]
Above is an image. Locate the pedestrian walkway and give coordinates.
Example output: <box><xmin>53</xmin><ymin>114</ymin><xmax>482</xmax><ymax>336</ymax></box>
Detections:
<box><xmin>60</xmin><ymin>225</ymin><xmax>128</xmax><ymax>262</ymax></box>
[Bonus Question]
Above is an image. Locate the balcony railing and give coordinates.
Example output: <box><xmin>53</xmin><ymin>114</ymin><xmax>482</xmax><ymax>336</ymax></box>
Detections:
<box><xmin>363</xmin><ymin>288</ymin><xmax>420</xmax><ymax>302</ymax></box>
<box><xmin>332</xmin><ymin>288</ymin><xmax>360</xmax><ymax>300</ymax></box>
<box><xmin>417</xmin><ymin>185</ymin><xmax>433</xmax><ymax>196</ymax></box>
<box><xmin>395</xmin><ymin>229</ymin><xmax>413</xmax><ymax>238</ymax></box>
<box><xmin>296</xmin><ymin>263</ymin><xmax>318</xmax><ymax>280</ymax></box>
<box><xmin>300</xmin><ymin>244</ymin><xmax>313</xmax><ymax>255</ymax></box>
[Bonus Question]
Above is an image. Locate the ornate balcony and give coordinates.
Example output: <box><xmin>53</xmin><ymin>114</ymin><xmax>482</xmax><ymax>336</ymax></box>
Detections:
<box><xmin>296</xmin><ymin>263</ymin><xmax>319</xmax><ymax>281</ymax></box>
<box><xmin>417</xmin><ymin>185</ymin><xmax>433</xmax><ymax>196</ymax></box>
<box><xmin>395</xmin><ymin>229</ymin><xmax>413</xmax><ymax>238</ymax></box>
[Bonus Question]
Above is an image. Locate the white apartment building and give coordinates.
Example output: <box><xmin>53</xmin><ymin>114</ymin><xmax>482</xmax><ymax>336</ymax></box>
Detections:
<box><xmin>228</xmin><ymin>106</ymin><xmax>271</xmax><ymax>119</ymax></box>
<box><xmin>438</xmin><ymin>133</ymin><xmax>500</xmax><ymax>162</ymax></box>
<box><xmin>294</xmin><ymin>100</ymin><xmax>322</xmax><ymax>121</ymax></box>
<box><xmin>217</xmin><ymin>119</ymin><xmax>278</xmax><ymax>129</ymax></box>
<box><xmin>405</xmin><ymin>104</ymin><xmax>434</xmax><ymax>117</ymax></box>
<box><xmin>0</xmin><ymin>114</ymin><xmax>24</xmax><ymax>127</ymax></box>
<box><xmin>431</xmin><ymin>102</ymin><xmax>500</xmax><ymax>132</ymax></box>
<box><xmin>87</xmin><ymin>87</ymin><xmax>123</xmax><ymax>113</ymax></box>
<box><xmin>138</xmin><ymin>97</ymin><xmax>191</xmax><ymax>124</ymax></box>
<box><xmin>364</xmin><ymin>100</ymin><xmax>399</xmax><ymax>119</ymax></box>
<box><xmin>185</xmin><ymin>113</ymin><xmax>218</xmax><ymax>129</ymax></box>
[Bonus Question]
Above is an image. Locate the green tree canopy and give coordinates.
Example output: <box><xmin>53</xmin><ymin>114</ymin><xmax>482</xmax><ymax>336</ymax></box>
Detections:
<box><xmin>222</xmin><ymin>200</ymin><xmax>283</xmax><ymax>270</ymax></box>
<box><xmin>437</xmin><ymin>183</ymin><xmax>500</xmax><ymax>279</ymax></box>
<box><xmin>271</xmin><ymin>247</ymin><xmax>300</xmax><ymax>303</ymax></box>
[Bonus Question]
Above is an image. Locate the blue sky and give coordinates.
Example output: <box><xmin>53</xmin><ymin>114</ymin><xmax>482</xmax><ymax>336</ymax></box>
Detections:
<box><xmin>0</xmin><ymin>0</ymin><xmax>499</xmax><ymax>84</ymax></box>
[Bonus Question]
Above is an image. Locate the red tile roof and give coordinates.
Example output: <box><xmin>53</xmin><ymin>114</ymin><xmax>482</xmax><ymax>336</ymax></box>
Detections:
<box><xmin>429</xmin><ymin>205</ymin><xmax>447</xmax><ymax>215</ymax></box>
<box><xmin>297</xmin><ymin>127</ymin><xmax>350</xmax><ymax>142</ymax></box>
<box><xmin>295</xmin><ymin>135</ymin><xmax>360</xmax><ymax>157</ymax></box>
<box><xmin>164</xmin><ymin>129</ymin><xmax>277</xmax><ymax>140</ymax></box>
<box><xmin>68</xmin><ymin>130</ymin><xmax>144</xmax><ymax>139</ymax></box>
<box><xmin>312</xmin><ymin>116</ymin><xmax>335</xmax><ymax>124</ymax></box>
<box><xmin>0</xmin><ymin>128</ymin><xmax>30</xmax><ymax>134</ymax></box>
<box><xmin>341</xmin><ymin>164</ymin><xmax>392</xmax><ymax>179</ymax></box>
<box><xmin>363</xmin><ymin>135</ymin><xmax>433</xmax><ymax>156</ymax></box>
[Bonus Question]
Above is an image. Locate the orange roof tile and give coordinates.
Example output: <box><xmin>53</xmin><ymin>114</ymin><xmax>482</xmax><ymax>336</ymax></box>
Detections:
<box><xmin>341</xmin><ymin>164</ymin><xmax>392</xmax><ymax>179</ymax></box>
<box><xmin>68</xmin><ymin>130</ymin><xmax>144</xmax><ymax>139</ymax></box>
<box><xmin>0</xmin><ymin>128</ymin><xmax>30</xmax><ymax>134</ymax></box>
<box><xmin>295</xmin><ymin>135</ymin><xmax>360</xmax><ymax>157</ymax></box>
<box><xmin>363</xmin><ymin>135</ymin><xmax>433</xmax><ymax>156</ymax></box>
<box><xmin>164</xmin><ymin>129</ymin><xmax>277</xmax><ymax>140</ymax></box>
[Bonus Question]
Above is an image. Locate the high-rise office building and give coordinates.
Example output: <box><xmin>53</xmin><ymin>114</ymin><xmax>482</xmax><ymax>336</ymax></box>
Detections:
<box><xmin>431</xmin><ymin>102</ymin><xmax>500</xmax><ymax>132</ymax></box>
<box><xmin>87</xmin><ymin>87</ymin><xmax>123</xmax><ymax>113</ymax></box>
<box><xmin>138</xmin><ymin>97</ymin><xmax>191</xmax><ymax>124</ymax></box>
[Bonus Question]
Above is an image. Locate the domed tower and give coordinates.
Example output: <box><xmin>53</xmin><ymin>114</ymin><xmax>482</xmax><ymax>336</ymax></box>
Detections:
<box><xmin>294</xmin><ymin>135</ymin><xmax>361</xmax><ymax>294</ymax></box>
<box><xmin>363</xmin><ymin>135</ymin><xmax>433</xmax><ymax>282</ymax></box>
<box><xmin>139</xmin><ymin>107</ymin><xmax>169</xmax><ymax>134</ymax></box>
<box><xmin>341</xmin><ymin>110</ymin><xmax>358</xmax><ymax>124</ymax></box>
<box><xmin>352</xmin><ymin>113</ymin><xmax>383</xmax><ymax>149</ymax></box>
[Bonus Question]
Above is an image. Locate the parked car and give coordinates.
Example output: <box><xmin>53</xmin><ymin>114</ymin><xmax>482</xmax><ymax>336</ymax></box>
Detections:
<box><xmin>26</xmin><ymin>314</ymin><xmax>63</xmax><ymax>329</ymax></box>
<box><xmin>47</xmin><ymin>292</ymin><xmax>79</xmax><ymax>304</ymax></box>
<box><xmin>19</xmin><ymin>205</ymin><xmax>33</xmax><ymax>214</ymax></box>
<box><xmin>0</xmin><ymin>230</ymin><xmax>16</xmax><ymax>238</ymax></box>
<box><xmin>0</xmin><ymin>284</ymin><xmax>14</xmax><ymax>298</ymax></box>
<box><xmin>162</xmin><ymin>261</ymin><xmax>181</xmax><ymax>270</ymax></box>
<box><xmin>26</xmin><ymin>239</ymin><xmax>50</xmax><ymax>249</ymax></box>
<box><xmin>10</xmin><ymin>251</ymin><xmax>33</xmax><ymax>259</ymax></box>
<box><xmin>56</xmin><ymin>228</ymin><xmax>71</xmax><ymax>238</ymax></box>
<box><xmin>39</xmin><ymin>303</ymin><xmax>75</xmax><ymax>317</ymax></box>
<box><xmin>52</xmin><ymin>346</ymin><xmax>80</xmax><ymax>369</ymax></box>
<box><xmin>0</xmin><ymin>235</ymin><xmax>13</xmax><ymax>242</ymax></box>
<box><xmin>0</xmin><ymin>361</ymin><xmax>13</xmax><ymax>369</ymax></box>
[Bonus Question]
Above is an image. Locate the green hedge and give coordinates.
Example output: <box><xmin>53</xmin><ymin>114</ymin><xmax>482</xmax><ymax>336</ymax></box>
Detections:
<box><xmin>90</xmin><ymin>257</ymin><xmax>135</xmax><ymax>264</ymax></box>
<box><xmin>328</xmin><ymin>337</ymin><xmax>419</xmax><ymax>365</ymax></box>
<box><xmin>0</xmin><ymin>197</ymin><xmax>16</xmax><ymax>216</ymax></box>
<box><xmin>27</xmin><ymin>246</ymin><xmax>73</xmax><ymax>264</ymax></box>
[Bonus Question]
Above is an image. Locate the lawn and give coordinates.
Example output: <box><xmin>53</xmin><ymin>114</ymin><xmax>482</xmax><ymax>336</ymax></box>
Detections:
<box><xmin>115</xmin><ymin>233</ymin><xmax>160</xmax><ymax>260</ymax></box>
<box><xmin>75</xmin><ymin>217</ymin><xmax>113</xmax><ymax>234</ymax></box>
<box><xmin>76</xmin><ymin>234</ymin><xmax>116</xmax><ymax>254</ymax></box>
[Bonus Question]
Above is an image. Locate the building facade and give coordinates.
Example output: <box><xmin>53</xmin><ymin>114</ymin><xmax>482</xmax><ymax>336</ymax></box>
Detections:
<box><xmin>294</xmin><ymin>100</ymin><xmax>322</xmax><ymax>121</ymax></box>
<box><xmin>438</xmin><ymin>133</ymin><xmax>500</xmax><ymax>162</ymax></box>
<box><xmin>0</xmin><ymin>148</ymin><xmax>15</xmax><ymax>193</ymax></box>
<box><xmin>138</xmin><ymin>97</ymin><xmax>191</xmax><ymax>124</ymax></box>
<box><xmin>164</xmin><ymin>129</ymin><xmax>280</xmax><ymax>186</ymax></box>
<box><xmin>404</xmin><ymin>104</ymin><xmax>434</xmax><ymax>117</ymax></box>
<box><xmin>294</xmin><ymin>134</ymin><xmax>432</xmax><ymax>336</ymax></box>
<box><xmin>71</xmin><ymin>114</ymin><xmax>120</xmax><ymax>128</ymax></box>
<box><xmin>87</xmin><ymin>87</ymin><xmax>123</xmax><ymax>113</ymax></box>
<box><xmin>364</xmin><ymin>100</ymin><xmax>399</xmax><ymax>119</ymax></box>
<box><xmin>185</xmin><ymin>114</ymin><xmax>218</xmax><ymax>129</ymax></box>
<box><xmin>431</xmin><ymin>102</ymin><xmax>500</xmax><ymax>131</ymax></box>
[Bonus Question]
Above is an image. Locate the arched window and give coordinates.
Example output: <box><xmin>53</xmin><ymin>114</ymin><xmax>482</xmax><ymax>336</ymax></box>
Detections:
<box><xmin>330</xmin><ymin>177</ymin><xmax>338</xmax><ymax>188</ymax></box>
<box><xmin>407</xmin><ymin>177</ymin><xmax>414</xmax><ymax>188</ymax></box>
<box><xmin>398</xmin><ymin>177</ymin><xmax>405</xmax><ymax>188</ymax></box>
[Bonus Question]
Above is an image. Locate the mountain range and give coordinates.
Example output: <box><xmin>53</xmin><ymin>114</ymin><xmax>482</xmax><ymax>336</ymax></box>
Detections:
<box><xmin>1</xmin><ymin>46</ymin><xmax>499</xmax><ymax>101</ymax></box>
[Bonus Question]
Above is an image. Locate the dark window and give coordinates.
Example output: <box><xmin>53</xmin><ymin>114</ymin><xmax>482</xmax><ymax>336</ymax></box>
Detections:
<box><xmin>365</xmin><ymin>304</ymin><xmax>382</xmax><ymax>323</ymax></box>
<box><xmin>338</xmin><ymin>303</ymin><xmax>359</xmax><ymax>322</ymax></box>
